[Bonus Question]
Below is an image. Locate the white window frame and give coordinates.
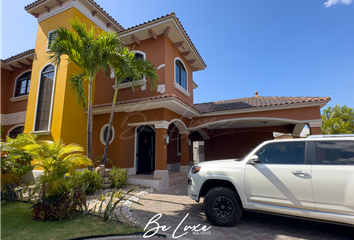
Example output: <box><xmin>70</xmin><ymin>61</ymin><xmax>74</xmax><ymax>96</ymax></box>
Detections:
<box><xmin>46</xmin><ymin>29</ymin><xmax>58</xmax><ymax>52</ymax></box>
<box><xmin>174</xmin><ymin>57</ymin><xmax>190</xmax><ymax>97</ymax></box>
<box><xmin>118</xmin><ymin>50</ymin><xmax>147</xmax><ymax>89</ymax></box>
<box><xmin>7</xmin><ymin>124</ymin><xmax>25</xmax><ymax>137</ymax></box>
<box><xmin>32</xmin><ymin>63</ymin><xmax>57</xmax><ymax>135</ymax></box>
<box><xmin>100</xmin><ymin>124</ymin><xmax>115</xmax><ymax>145</ymax></box>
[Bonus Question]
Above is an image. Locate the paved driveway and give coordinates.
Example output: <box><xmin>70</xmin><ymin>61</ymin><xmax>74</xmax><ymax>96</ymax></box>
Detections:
<box><xmin>132</xmin><ymin>182</ymin><xmax>354</xmax><ymax>240</ymax></box>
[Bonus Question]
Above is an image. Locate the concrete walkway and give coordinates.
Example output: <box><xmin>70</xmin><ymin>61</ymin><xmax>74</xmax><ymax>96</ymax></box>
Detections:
<box><xmin>83</xmin><ymin>182</ymin><xmax>354</xmax><ymax>240</ymax></box>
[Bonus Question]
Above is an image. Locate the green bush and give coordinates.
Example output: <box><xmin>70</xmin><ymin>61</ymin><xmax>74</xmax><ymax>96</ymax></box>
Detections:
<box><xmin>109</xmin><ymin>166</ymin><xmax>128</xmax><ymax>188</ymax></box>
<box><xmin>77</xmin><ymin>169</ymin><xmax>103</xmax><ymax>194</ymax></box>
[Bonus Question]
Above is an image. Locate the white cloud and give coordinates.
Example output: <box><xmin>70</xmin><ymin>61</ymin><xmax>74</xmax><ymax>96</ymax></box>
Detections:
<box><xmin>324</xmin><ymin>0</ymin><xmax>353</xmax><ymax>7</ymax></box>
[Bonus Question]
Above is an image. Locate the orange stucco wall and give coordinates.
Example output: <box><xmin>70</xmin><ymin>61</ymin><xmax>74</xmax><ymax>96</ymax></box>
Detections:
<box><xmin>204</xmin><ymin>130</ymin><xmax>274</xmax><ymax>161</ymax></box>
<box><xmin>1</xmin><ymin>67</ymin><xmax>31</xmax><ymax>115</ymax></box>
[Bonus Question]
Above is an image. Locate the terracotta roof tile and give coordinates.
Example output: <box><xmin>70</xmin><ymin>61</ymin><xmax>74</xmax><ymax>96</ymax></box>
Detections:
<box><xmin>3</xmin><ymin>49</ymin><xmax>35</xmax><ymax>62</ymax></box>
<box><xmin>119</xmin><ymin>12</ymin><xmax>206</xmax><ymax>67</ymax></box>
<box><xmin>92</xmin><ymin>93</ymin><xmax>199</xmax><ymax>112</ymax></box>
<box><xmin>194</xmin><ymin>96</ymin><xmax>331</xmax><ymax>113</ymax></box>
<box><xmin>25</xmin><ymin>0</ymin><xmax>124</xmax><ymax>31</ymax></box>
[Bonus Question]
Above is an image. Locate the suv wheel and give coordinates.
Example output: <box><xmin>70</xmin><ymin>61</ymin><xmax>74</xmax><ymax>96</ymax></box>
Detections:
<box><xmin>204</xmin><ymin>187</ymin><xmax>242</xmax><ymax>226</ymax></box>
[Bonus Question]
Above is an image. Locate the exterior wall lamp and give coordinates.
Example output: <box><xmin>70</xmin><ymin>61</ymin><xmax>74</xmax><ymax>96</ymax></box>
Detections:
<box><xmin>188</xmin><ymin>138</ymin><xmax>191</xmax><ymax>146</ymax></box>
<box><xmin>164</xmin><ymin>134</ymin><xmax>169</xmax><ymax>144</ymax></box>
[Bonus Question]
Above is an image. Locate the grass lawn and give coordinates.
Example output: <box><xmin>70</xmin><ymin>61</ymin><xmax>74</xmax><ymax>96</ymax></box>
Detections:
<box><xmin>1</xmin><ymin>201</ymin><xmax>140</xmax><ymax>240</ymax></box>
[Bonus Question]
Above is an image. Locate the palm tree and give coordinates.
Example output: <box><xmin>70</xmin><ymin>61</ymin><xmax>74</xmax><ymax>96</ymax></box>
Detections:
<box><xmin>101</xmin><ymin>48</ymin><xmax>159</xmax><ymax>165</ymax></box>
<box><xmin>321</xmin><ymin>104</ymin><xmax>354</xmax><ymax>134</ymax></box>
<box><xmin>48</xmin><ymin>18</ymin><xmax>121</xmax><ymax>161</ymax></box>
<box><xmin>22</xmin><ymin>138</ymin><xmax>92</xmax><ymax>198</ymax></box>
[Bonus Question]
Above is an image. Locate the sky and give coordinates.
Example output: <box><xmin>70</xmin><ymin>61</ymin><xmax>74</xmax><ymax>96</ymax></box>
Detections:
<box><xmin>1</xmin><ymin>0</ymin><xmax>354</xmax><ymax>110</ymax></box>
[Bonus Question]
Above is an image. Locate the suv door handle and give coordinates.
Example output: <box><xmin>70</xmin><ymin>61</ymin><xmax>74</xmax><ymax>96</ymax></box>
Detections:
<box><xmin>292</xmin><ymin>171</ymin><xmax>310</xmax><ymax>177</ymax></box>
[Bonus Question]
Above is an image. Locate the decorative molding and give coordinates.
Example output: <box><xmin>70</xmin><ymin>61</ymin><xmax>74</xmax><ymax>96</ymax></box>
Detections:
<box><xmin>1</xmin><ymin>111</ymin><xmax>26</xmax><ymax>126</ymax></box>
<box><xmin>132</xmin><ymin>34</ymin><xmax>141</xmax><ymax>45</ymax></box>
<box><xmin>149</xmin><ymin>28</ymin><xmax>157</xmax><ymax>40</ymax></box>
<box><xmin>26</xmin><ymin>58</ymin><xmax>33</xmax><ymax>63</ymax></box>
<box><xmin>92</xmin><ymin>10</ymin><xmax>97</xmax><ymax>17</ymax></box>
<box><xmin>141</xmin><ymin>84</ymin><xmax>146</xmax><ymax>91</ymax></box>
<box><xmin>44</xmin><ymin>6</ymin><xmax>50</xmax><ymax>13</ymax></box>
<box><xmin>32</xmin><ymin>130</ymin><xmax>50</xmax><ymax>136</ymax></box>
<box><xmin>174</xmin><ymin>83</ymin><xmax>191</xmax><ymax>97</ymax></box>
<box><xmin>187</xmin><ymin>59</ymin><xmax>196</xmax><ymax>65</ymax></box>
<box><xmin>154</xmin><ymin>121</ymin><xmax>170</xmax><ymax>129</ymax></box>
<box><xmin>118</xmin><ymin>79</ymin><xmax>146</xmax><ymax>89</ymax></box>
<box><xmin>192</xmin><ymin>67</ymin><xmax>199</xmax><ymax>71</ymax></box>
<box><xmin>10</xmin><ymin>95</ymin><xmax>28</xmax><ymax>102</ymax></box>
<box><xmin>157</xmin><ymin>85</ymin><xmax>165</xmax><ymax>94</ymax></box>
<box><xmin>164</xmin><ymin>26</ymin><xmax>170</xmax><ymax>37</ymax></box>
<box><xmin>157</xmin><ymin>64</ymin><xmax>165</xmax><ymax>70</ymax></box>
<box><xmin>181</xmin><ymin>51</ymin><xmax>191</xmax><ymax>57</ymax></box>
<box><xmin>193</xmin><ymin>81</ymin><xmax>198</xmax><ymax>89</ymax></box>
<box><xmin>106</xmin><ymin>23</ymin><xmax>111</xmax><ymax>28</ymax></box>
<box><xmin>57</xmin><ymin>0</ymin><xmax>62</xmax><ymax>7</ymax></box>
<box><xmin>31</xmin><ymin>13</ymin><xmax>39</xmax><ymax>18</ymax></box>
<box><xmin>100</xmin><ymin>124</ymin><xmax>115</xmax><ymax>145</ymax></box>
<box><xmin>173</xmin><ymin>41</ymin><xmax>184</xmax><ymax>48</ymax></box>
<box><xmin>308</xmin><ymin>120</ymin><xmax>322</xmax><ymax>128</ymax></box>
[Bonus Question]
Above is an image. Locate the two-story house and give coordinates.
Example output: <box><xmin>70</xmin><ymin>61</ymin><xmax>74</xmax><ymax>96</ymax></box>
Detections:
<box><xmin>1</xmin><ymin>0</ymin><xmax>330</xmax><ymax>189</ymax></box>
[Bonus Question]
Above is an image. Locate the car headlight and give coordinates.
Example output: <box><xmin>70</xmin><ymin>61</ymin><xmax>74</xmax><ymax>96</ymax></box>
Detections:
<box><xmin>191</xmin><ymin>165</ymin><xmax>201</xmax><ymax>174</ymax></box>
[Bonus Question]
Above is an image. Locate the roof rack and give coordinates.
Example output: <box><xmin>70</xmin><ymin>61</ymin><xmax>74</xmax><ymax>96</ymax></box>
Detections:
<box><xmin>307</xmin><ymin>134</ymin><xmax>354</xmax><ymax>138</ymax></box>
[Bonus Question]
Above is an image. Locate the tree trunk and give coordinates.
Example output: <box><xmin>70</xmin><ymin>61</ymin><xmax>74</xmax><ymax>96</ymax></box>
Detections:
<box><xmin>87</xmin><ymin>79</ymin><xmax>93</xmax><ymax>164</ymax></box>
<box><xmin>102</xmin><ymin>83</ymin><xmax>119</xmax><ymax>166</ymax></box>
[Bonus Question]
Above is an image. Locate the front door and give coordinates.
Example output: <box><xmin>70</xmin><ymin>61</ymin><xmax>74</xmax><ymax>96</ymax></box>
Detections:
<box><xmin>136</xmin><ymin>126</ymin><xmax>155</xmax><ymax>174</ymax></box>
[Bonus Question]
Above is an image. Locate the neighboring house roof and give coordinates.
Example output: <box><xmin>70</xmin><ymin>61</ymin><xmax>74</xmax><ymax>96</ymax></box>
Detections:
<box><xmin>194</xmin><ymin>96</ymin><xmax>331</xmax><ymax>114</ymax></box>
<box><xmin>2</xmin><ymin>49</ymin><xmax>35</xmax><ymax>71</ymax></box>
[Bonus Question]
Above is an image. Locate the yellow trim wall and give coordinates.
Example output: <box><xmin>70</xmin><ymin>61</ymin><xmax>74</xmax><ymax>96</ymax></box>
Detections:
<box><xmin>24</xmin><ymin>7</ymin><xmax>101</xmax><ymax>154</ymax></box>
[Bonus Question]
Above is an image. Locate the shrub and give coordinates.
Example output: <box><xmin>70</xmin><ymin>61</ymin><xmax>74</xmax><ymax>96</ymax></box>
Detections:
<box><xmin>32</xmin><ymin>186</ymin><xmax>86</xmax><ymax>221</ymax></box>
<box><xmin>1</xmin><ymin>133</ymin><xmax>35</xmax><ymax>186</ymax></box>
<box><xmin>109</xmin><ymin>166</ymin><xmax>128</xmax><ymax>188</ymax></box>
<box><xmin>1</xmin><ymin>183</ymin><xmax>17</xmax><ymax>202</ymax></box>
<box><xmin>77</xmin><ymin>169</ymin><xmax>103</xmax><ymax>194</ymax></box>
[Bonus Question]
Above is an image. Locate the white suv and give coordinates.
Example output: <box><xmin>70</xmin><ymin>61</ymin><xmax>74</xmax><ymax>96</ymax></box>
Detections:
<box><xmin>188</xmin><ymin>135</ymin><xmax>354</xmax><ymax>226</ymax></box>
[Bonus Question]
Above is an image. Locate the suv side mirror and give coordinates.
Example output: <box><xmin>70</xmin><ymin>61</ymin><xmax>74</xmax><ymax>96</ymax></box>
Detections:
<box><xmin>248</xmin><ymin>155</ymin><xmax>260</xmax><ymax>165</ymax></box>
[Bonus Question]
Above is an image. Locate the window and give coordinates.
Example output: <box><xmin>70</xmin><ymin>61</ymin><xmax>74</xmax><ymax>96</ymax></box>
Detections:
<box><xmin>34</xmin><ymin>65</ymin><xmax>55</xmax><ymax>132</ymax></box>
<box><xmin>14</xmin><ymin>72</ymin><xmax>31</xmax><ymax>97</ymax></box>
<box><xmin>177</xmin><ymin>133</ymin><xmax>181</xmax><ymax>156</ymax></box>
<box><xmin>255</xmin><ymin>142</ymin><xmax>306</xmax><ymax>164</ymax></box>
<box><xmin>100</xmin><ymin>124</ymin><xmax>115</xmax><ymax>145</ymax></box>
<box><xmin>47</xmin><ymin>29</ymin><xmax>57</xmax><ymax>51</ymax></box>
<box><xmin>121</xmin><ymin>53</ymin><xmax>144</xmax><ymax>84</ymax></box>
<box><xmin>175</xmin><ymin>60</ymin><xmax>187</xmax><ymax>90</ymax></box>
<box><xmin>315</xmin><ymin>141</ymin><xmax>354</xmax><ymax>165</ymax></box>
<box><xmin>9</xmin><ymin>126</ymin><xmax>24</xmax><ymax>139</ymax></box>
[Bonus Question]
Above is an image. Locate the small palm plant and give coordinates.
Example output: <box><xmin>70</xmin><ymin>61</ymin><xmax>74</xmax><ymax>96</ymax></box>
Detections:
<box><xmin>20</xmin><ymin>138</ymin><xmax>92</xmax><ymax>220</ymax></box>
<box><xmin>22</xmin><ymin>139</ymin><xmax>92</xmax><ymax>199</ymax></box>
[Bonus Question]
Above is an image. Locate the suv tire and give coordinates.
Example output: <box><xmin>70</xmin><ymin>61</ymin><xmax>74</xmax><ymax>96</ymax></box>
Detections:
<box><xmin>203</xmin><ymin>186</ymin><xmax>242</xmax><ymax>226</ymax></box>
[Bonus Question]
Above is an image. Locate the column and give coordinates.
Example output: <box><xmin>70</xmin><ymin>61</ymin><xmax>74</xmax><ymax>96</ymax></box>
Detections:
<box><xmin>154</xmin><ymin>121</ymin><xmax>169</xmax><ymax>188</ymax></box>
<box><xmin>180</xmin><ymin>131</ymin><xmax>190</xmax><ymax>173</ymax></box>
<box><xmin>308</xmin><ymin>121</ymin><xmax>323</xmax><ymax>135</ymax></box>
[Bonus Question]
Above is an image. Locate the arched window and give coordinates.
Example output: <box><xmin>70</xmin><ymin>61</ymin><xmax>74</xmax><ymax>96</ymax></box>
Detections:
<box><xmin>100</xmin><ymin>124</ymin><xmax>115</xmax><ymax>145</ymax></box>
<box><xmin>34</xmin><ymin>65</ymin><xmax>55</xmax><ymax>131</ymax></box>
<box><xmin>122</xmin><ymin>52</ymin><xmax>144</xmax><ymax>84</ymax></box>
<box><xmin>14</xmin><ymin>72</ymin><xmax>31</xmax><ymax>97</ymax></box>
<box><xmin>175</xmin><ymin>60</ymin><xmax>187</xmax><ymax>90</ymax></box>
<box><xmin>9</xmin><ymin>126</ymin><xmax>24</xmax><ymax>139</ymax></box>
